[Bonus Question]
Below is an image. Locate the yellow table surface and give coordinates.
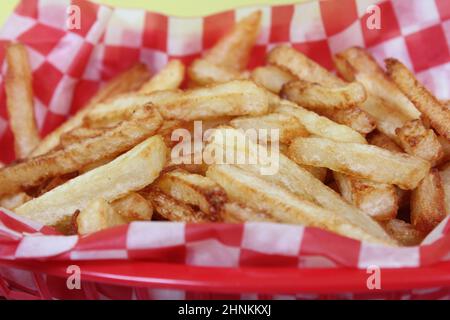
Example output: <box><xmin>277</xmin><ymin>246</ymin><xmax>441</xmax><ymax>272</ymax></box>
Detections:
<box><xmin>1</xmin><ymin>0</ymin><xmax>306</xmax><ymax>28</ymax></box>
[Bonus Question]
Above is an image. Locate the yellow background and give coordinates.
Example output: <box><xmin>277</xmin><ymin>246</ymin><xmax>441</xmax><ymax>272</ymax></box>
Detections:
<box><xmin>0</xmin><ymin>0</ymin><xmax>306</xmax><ymax>27</ymax></box>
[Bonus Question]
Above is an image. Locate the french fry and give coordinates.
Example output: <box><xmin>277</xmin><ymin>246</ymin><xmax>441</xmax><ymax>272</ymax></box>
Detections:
<box><xmin>334</xmin><ymin>172</ymin><xmax>398</xmax><ymax>221</ymax></box>
<box><xmin>386</xmin><ymin>58</ymin><xmax>450</xmax><ymax>141</ymax></box>
<box><xmin>368</xmin><ymin>131</ymin><xmax>403</xmax><ymax>153</ymax></box>
<box><xmin>441</xmin><ymin>164</ymin><xmax>450</xmax><ymax>216</ymax></box>
<box><xmin>5</xmin><ymin>44</ymin><xmax>40</xmax><ymax>158</ymax></box>
<box><xmin>282</xmin><ymin>80</ymin><xmax>367</xmax><ymax>110</ymax></box>
<box><xmin>203</xmin><ymin>11</ymin><xmax>261</xmax><ymax>71</ymax></box>
<box><xmin>382</xmin><ymin>219</ymin><xmax>425</xmax><ymax>246</ymax></box>
<box><xmin>188</xmin><ymin>59</ymin><xmax>246</xmax><ymax>85</ymax></box>
<box><xmin>139</xmin><ymin>60</ymin><xmax>185</xmax><ymax>93</ymax></box>
<box><xmin>146</xmin><ymin>189</ymin><xmax>213</xmax><ymax>222</ymax></box>
<box><xmin>275</xmin><ymin>101</ymin><xmax>367</xmax><ymax>144</ymax></box>
<box><xmin>30</xmin><ymin>63</ymin><xmax>151</xmax><ymax>157</ymax></box>
<box><xmin>288</xmin><ymin>137</ymin><xmax>430</xmax><ymax>190</ymax></box>
<box><xmin>230</xmin><ymin>112</ymin><xmax>309</xmax><ymax>144</ymax></box>
<box><xmin>155</xmin><ymin>170</ymin><xmax>227</xmax><ymax>217</ymax></box>
<box><xmin>222</xmin><ymin>202</ymin><xmax>276</xmax><ymax>222</ymax></box>
<box><xmin>207</xmin><ymin>164</ymin><xmax>393</xmax><ymax>244</ymax></box>
<box><xmin>251</xmin><ymin>65</ymin><xmax>295</xmax><ymax>94</ymax></box>
<box><xmin>0</xmin><ymin>192</ymin><xmax>32</xmax><ymax>210</ymax></box>
<box><xmin>411</xmin><ymin>169</ymin><xmax>447</xmax><ymax>233</ymax></box>
<box><xmin>111</xmin><ymin>192</ymin><xmax>153</xmax><ymax>222</ymax></box>
<box><xmin>438</xmin><ymin>136</ymin><xmax>450</xmax><ymax>163</ymax></box>
<box><xmin>0</xmin><ymin>107</ymin><xmax>163</xmax><ymax>196</ymax></box>
<box><xmin>59</xmin><ymin>127</ymin><xmax>106</xmax><ymax>148</ymax></box>
<box><xmin>76</xmin><ymin>198</ymin><xmax>127</xmax><ymax>235</ymax></box>
<box><xmin>396</xmin><ymin>119</ymin><xmax>443</xmax><ymax>166</ymax></box>
<box><xmin>14</xmin><ymin>135</ymin><xmax>167</xmax><ymax>227</ymax></box>
<box><xmin>334</xmin><ymin>47</ymin><xmax>420</xmax><ymax>119</ymax></box>
<box><xmin>86</xmin><ymin>80</ymin><xmax>269</xmax><ymax>123</ymax></box>
<box><xmin>206</xmin><ymin>128</ymin><xmax>395</xmax><ymax>244</ymax></box>
<box><xmin>268</xmin><ymin>46</ymin><xmax>375</xmax><ymax>135</ymax></box>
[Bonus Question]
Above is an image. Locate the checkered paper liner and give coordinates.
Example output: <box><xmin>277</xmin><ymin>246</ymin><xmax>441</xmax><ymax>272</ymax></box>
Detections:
<box><xmin>0</xmin><ymin>0</ymin><xmax>450</xmax><ymax>299</ymax></box>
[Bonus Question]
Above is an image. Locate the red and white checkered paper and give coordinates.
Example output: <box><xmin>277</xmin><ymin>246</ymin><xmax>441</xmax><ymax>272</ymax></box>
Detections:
<box><xmin>1</xmin><ymin>0</ymin><xmax>450</xmax><ymax>299</ymax></box>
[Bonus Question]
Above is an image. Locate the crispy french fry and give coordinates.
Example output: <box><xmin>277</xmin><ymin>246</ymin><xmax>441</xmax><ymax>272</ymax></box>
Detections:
<box><xmin>86</xmin><ymin>80</ymin><xmax>269</xmax><ymax>123</ymax></box>
<box><xmin>139</xmin><ymin>60</ymin><xmax>185</xmax><ymax>94</ymax></box>
<box><xmin>438</xmin><ymin>136</ymin><xmax>450</xmax><ymax>163</ymax></box>
<box><xmin>411</xmin><ymin>169</ymin><xmax>447</xmax><ymax>233</ymax></box>
<box><xmin>188</xmin><ymin>59</ymin><xmax>246</xmax><ymax>85</ymax></box>
<box><xmin>0</xmin><ymin>107</ymin><xmax>163</xmax><ymax>196</ymax></box>
<box><xmin>441</xmin><ymin>164</ymin><xmax>450</xmax><ymax>216</ymax></box>
<box><xmin>368</xmin><ymin>131</ymin><xmax>403</xmax><ymax>153</ymax></box>
<box><xmin>382</xmin><ymin>219</ymin><xmax>425</xmax><ymax>246</ymax></box>
<box><xmin>5</xmin><ymin>44</ymin><xmax>40</xmax><ymax>158</ymax></box>
<box><xmin>268</xmin><ymin>46</ymin><xmax>375</xmax><ymax>135</ymax></box>
<box><xmin>155</xmin><ymin>170</ymin><xmax>226</xmax><ymax>217</ymax></box>
<box><xmin>334</xmin><ymin>47</ymin><xmax>420</xmax><ymax>119</ymax></box>
<box><xmin>59</xmin><ymin>127</ymin><xmax>105</xmax><ymax>148</ymax></box>
<box><xmin>0</xmin><ymin>192</ymin><xmax>32</xmax><ymax>210</ymax></box>
<box><xmin>275</xmin><ymin>101</ymin><xmax>367</xmax><ymax>144</ymax></box>
<box><xmin>76</xmin><ymin>198</ymin><xmax>127</xmax><ymax>235</ymax></box>
<box><xmin>30</xmin><ymin>63</ymin><xmax>151</xmax><ymax>157</ymax></box>
<box><xmin>386</xmin><ymin>58</ymin><xmax>450</xmax><ymax>141</ymax></box>
<box><xmin>282</xmin><ymin>80</ymin><xmax>367</xmax><ymax>110</ymax></box>
<box><xmin>288</xmin><ymin>137</ymin><xmax>430</xmax><ymax>190</ymax></box>
<box><xmin>334</xmin><ymin>172</ymin><xmax>398</xmax><ymax>221</ymax></box>
<box><xmin>111</xmin><ymin>192</ymin><xmax>153</xmax><ymax>222</ymax></box>
<box><xmin>204</xmin><ymin>11</ymin><xmax>261</xmax><ymax>71</ymax></box>
<box><xmin>222</xmin><ymin>202</ymin><xmax>277</xmax><ymax>222</ymax></box>
<box><xmin>207</xmin><ymin>164</ymin><xmax>393</xmax><ymax>244</ymax></box>
<box><xmin>251</xmin><ymin>65</ymin><xmax>295</xmax><ymax>94</ymax></box>
<box><xmin>146</xmin><ymin>189</ymin><xmax>212</xmax><ymax>222</ymax></box>
<box><xmin>206</xmin><ymin>128</ymin><xmax>395</xmax><ymax>244</ymax></box>
<box><xmin>396</xmin><ymin>119</ymin><xmax>443</xmax><ymax>166</ymax></box>
<box><xmin>14</xmin><ymin>135</ymin><xmax>167</xmax><ymax>227</ymax></box>
<box><xmin>230</xmin><ymin>112</ymin><xmax>309</xmax><ymax>144</ymax></box>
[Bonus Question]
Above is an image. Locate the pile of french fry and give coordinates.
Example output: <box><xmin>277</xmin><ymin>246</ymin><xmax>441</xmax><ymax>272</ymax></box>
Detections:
<box><xmin>1</xmin><ymin>11</ymin><xmax>449</xmax><ymax>246</ymax></box>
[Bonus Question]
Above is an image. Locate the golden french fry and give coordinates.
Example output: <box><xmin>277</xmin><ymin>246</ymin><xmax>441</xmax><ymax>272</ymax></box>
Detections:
<box><xmin>396</xmin><ymin>119</ymin><xmax>443</xmax><ymax>166</ymax></box>
<box><xmin>155</xmin><ymin>170</ymin><xmax>227</xmax><ymax>217</ymax></box>
<box><xmin>251</xmin><ymin>65</ymin><xmax>295</xmax><ymax>94</ymax></box>
<box><xmin>206</xmin><ymin>128</ymin><xmax>395</xmax><ymax>244</ymax></box>
<box><xmin>0</xmin><ymin>192</ymin><xmax>32</xmax><ymax>210</ymax></box>
<box><xmin>139</xmin><ymin>60</ymin><xmax>185</xmax><ymax>94</ymax></box>
<box><xmin>14</xmin><ymin>135</ymin><xmax>167</xmax><ymax>227</ymax></box>
<box><xmin>76</xmin><ymin>198</ymin><xmax>127</xmax><ymax>235</ymax></box>
<box><xmin>411</xmin><ymin>169</ymin><xmax>447</xmax><ymax>233</ymax></box>
<box><xmin>146</xmin><ymin>189</ymin><xmax>213</xmax><ymax>222</ymax></box>
<box><xmin>59</xmin><ymin>127</ymin><xmax>105</xmax><ymax>148</ymax></box>
<box><xmin>230</xmin><ymin>112</ymin><xmax>309</xmax><ymax>144</ymax></box>
<box><xmin>30</xmin><ymin>63</ymin><xmax>151</xmax><ymax>157</ymax></box>
<box><xmin>382</xmin><ymin>219</ymin><xmax>425</xmax><ymax>246</ymax></box>
<box><xmin>282</xmin><ymin>80</ymin><xmax>367</xmax><ymax>110</ymax></box>
<box><xmin>288</xmin><ymin>137</ymin><xmax>430</xmax><ymax>190</ymax></box>
<box><xmin>275</xmin><ymin>101</ymin><xmax>366</xmax><ymax>144</ymax></box>
<box><xmin>334</xmin><ymin>47</ymin><xmax>420</xmax><ymax>119</ymax></box>
<box><xmin>0</xmin><ymin>107</ymin><xmax>163</xmax><ymax>196</ymax></box>
<box><xmin>368</xmin><ymin>131</ymin><xmax>403</xmax><ymax>153</ymax></box>
<box><xmin>207</xmin><ymin>164</ymin><xmax>393</xmax><ymax>244</ymax></box>
<box><xmin>188</xmin><ymin>59</ymin><xmax>246</xmax><ymax>85</ymax></box>
<box><xmin>334</xmin><ymin>172</ymin><xmax>398</xmax><ymax>221</ymax></box>
<box><xmin>5</xmin><ymin>44</ymin><xmax>40</xmax><ymax>158</ymax></box>
<box><xmin>222</xmin><ymin>202</ymin><xmax>276</xmax><ymax>222</ymax></box>
<box><xmin>268</xmin><ymin>46</ymin><xmax>375</xmax><ymax>135</ymax></box>
<box><xmin>386</xmin><ymin>58</ymin><xmax>450</xmax><ymax>141</ymax></box>
<box><xmin>111</xmin><ymin>192</ymin><xmax>153</xmax><ymax>222</ymax></box>
<box><xmin>441</xmin><ymin>164</ymin><xmax>450</xmax><ymax>216</ymax></box>
<box><xmin>86</xmin><ymin>80</ymin><xmax>269</xmax><ymax>123</ymax></box>
<box><xmin>204</xmin><ymin>11</ymin><xmax>261</xmax><ymax>71</ymax></box>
